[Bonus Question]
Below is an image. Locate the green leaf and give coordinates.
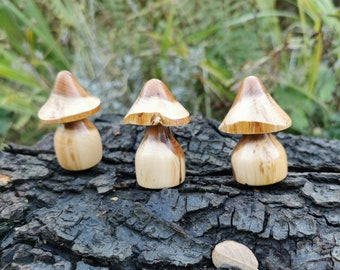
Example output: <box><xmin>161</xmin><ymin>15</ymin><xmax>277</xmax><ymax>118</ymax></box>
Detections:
<box><xmin>0</xmin><ymin>86</ymin><xmax>36</xmax><ymax>115</ymax></box>
<box><xmin>1</xmin><ymin>0</ymin><xmax>69</xmax><ymax>68</ymax></box>
<box><xmin>12</xmin><ymin>113</ymin><xmax>31</xmax><ymax>130</ymax></box>
<box><xmin>0</xmin><ymin>62</ymin><xmax>39</xmax><ymax>88</ymax></box>
<box><xmin>273</xmin><ymin>84</ymin><xmax>315</xmax><ymax>135</ymax></box>
<box><xmin>199</xmin><ymin>60</ymin><xmax>232</xmax><ymax>86</ymax></box>
<box><xmin>0</xmin><ymin>109</ymin><xmax>11</xmax><ymax>136</ymax></box>
<box><xmin>314</xmin><ymin>64</ymin><xmax>337</xmax><ymax>103</ymax></box>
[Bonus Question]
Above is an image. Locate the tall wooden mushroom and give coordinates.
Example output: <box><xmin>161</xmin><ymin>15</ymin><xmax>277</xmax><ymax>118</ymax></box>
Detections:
<box><xmin>219</xmin><ymin>76</ymin><xmax>291</xmax><ymax>186</ymax></box>
<box><xmin>38</xmin><ymin>71</ymin><xmax>102</xmax><ymax>171</ymax></box>
<box><xmin>123</xmin><ymin>78</ymin><xmax>190</xmax><ymax>189</ymax></box>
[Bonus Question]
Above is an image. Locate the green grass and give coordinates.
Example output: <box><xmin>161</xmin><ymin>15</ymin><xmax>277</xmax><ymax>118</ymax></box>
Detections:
<box><xmin>0</xmin><ymin>0</ymin><xmax>339</xmax><ymax>146</ymax></box>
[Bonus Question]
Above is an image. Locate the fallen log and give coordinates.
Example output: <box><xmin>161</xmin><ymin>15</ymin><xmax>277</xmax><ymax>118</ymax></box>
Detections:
<box><xmin>0</xmin><ymin>114</ymin><xmax>339</xmax><ymax>270</ymax></box>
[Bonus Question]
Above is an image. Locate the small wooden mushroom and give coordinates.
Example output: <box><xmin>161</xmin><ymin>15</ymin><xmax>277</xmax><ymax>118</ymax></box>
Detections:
<box><xmin>219</xmin><ymin>76</ymin><xmax>291</xmax><ymax>186</ymax></box>
<box><xmin>123</xmin><ymin>79</ymin><xmax>190</xmax><ymax>189</ymax></box>
<box><xmin>38</xmin><ymin>71</ymin><xmax>102</xmax><ymax>171</ymax></box>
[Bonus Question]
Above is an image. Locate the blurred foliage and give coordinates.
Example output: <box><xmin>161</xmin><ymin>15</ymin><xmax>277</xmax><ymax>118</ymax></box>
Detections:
<box><xmin>0</xmin><ymin>0</ymin><xmax>339</xmax><ymax>146</ymax></box>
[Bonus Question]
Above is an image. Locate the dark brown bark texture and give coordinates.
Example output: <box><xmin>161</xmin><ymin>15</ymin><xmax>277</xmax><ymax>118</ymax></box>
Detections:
<box><xmin>0</xmin><ymin>115</ymin><xmax>339</xmax><ymax>270</ymax></box>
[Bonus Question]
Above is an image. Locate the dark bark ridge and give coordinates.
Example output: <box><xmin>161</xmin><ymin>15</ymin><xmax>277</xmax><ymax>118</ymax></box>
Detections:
<box><xmin>0</xmin><ymin>114</ymin><xmax>339</xmax><ymax>270</ymax></box>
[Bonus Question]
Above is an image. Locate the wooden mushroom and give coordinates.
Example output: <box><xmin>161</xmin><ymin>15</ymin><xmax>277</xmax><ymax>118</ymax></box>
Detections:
<box><xmin>38</xmin><ymin>71</ymin><xmax>102</xmax><ymax>171</ymax></box>
<box><xmin>123</xmin><ymin>78</ymin><xmax>190</xmax><ymax>189</ymax></box>
<box><xmin>219</xmin><ymin>76</ymin><xmax>291</xmax><ymax>186</ymax></box>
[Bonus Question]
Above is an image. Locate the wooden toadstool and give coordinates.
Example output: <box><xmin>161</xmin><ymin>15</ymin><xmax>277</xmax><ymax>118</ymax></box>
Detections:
<box><xmin>219</xmin><ymin>75</ymin><xmax>291</xmax><ymax>186</ymax></box>
<box><xmin>123</xmin><ymin>78</ymin><xmax>190</xmax><ymax>189</ymax></box>
<box><xmin>38</xmin><ymin>71</ymin><xmax>102</xmax><ymax>171</ymax></box>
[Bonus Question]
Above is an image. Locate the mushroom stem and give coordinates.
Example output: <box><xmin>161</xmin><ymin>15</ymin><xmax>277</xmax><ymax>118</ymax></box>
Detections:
<box><xmin>54</xmin><ymin>119</ymin><xmax>102</xmax><ymax>171</ymax></box>
<box><xmin>231</xmin><ymin>134</ymin><xmax>287</xmax><ymax>186</ymax></box>
<box><xmin>135</xmin><ymin>125</ymin><xmax>185</xmax><ymax>189</ymax></box>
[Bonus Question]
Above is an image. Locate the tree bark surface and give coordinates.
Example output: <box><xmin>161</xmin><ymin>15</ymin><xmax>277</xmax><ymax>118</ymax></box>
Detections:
<box><xmin>0</xmin><ymin>115</ymin><xmax>339</xmax><ymax>270</ymax></box>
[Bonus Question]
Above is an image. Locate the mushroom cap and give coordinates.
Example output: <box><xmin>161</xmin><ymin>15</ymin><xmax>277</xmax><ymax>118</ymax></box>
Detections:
<box><xmin>38</xmin><ymin>71</ymin><xmax>100</xmax><ymax>124</ymax></box>
<box><xmin>219</xmin><ymin>76</ymin><xmax>291</xmax><ymax>134</ymax></box>
<box><xmin>123</xmin><ymin>79</ymin><xmax>190</xmax><ymax>126</ymax></box>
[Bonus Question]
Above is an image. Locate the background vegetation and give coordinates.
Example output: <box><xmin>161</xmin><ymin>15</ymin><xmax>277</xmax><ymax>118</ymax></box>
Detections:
<box><xmin>0</xmin><ymin>0</ymin><xmax>339</xmax><ymax>146</ymax></box>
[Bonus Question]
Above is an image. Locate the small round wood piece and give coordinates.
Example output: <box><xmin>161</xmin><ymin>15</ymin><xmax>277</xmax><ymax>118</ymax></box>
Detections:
<box><xmin>0</xmin><ymin>174</ymin><xmax>10</xmax><ymax>186</ymax></box>
<box><xmin>212</xmin><ymin>240</ymin><xmax>259</xmax><ymax>270</ymax></box>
